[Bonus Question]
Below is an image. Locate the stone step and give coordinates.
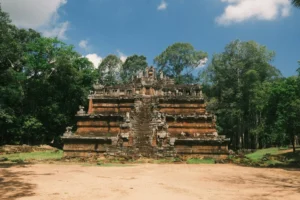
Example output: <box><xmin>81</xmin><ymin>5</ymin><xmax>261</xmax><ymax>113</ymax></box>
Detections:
<box><xmin>132</xmin><ymin>99</ymin><xmax>155</xmax><ymax>156</ymax></box>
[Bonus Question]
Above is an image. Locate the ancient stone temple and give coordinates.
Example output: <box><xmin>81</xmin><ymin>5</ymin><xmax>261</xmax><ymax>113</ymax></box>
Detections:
<box><xmin>62</xmin><ymin>67</ymin><xmax>230</xmax><ymax>159</ymax></box>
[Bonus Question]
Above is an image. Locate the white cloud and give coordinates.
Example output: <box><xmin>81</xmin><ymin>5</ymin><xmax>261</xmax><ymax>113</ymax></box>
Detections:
<box><xmin>216</xmin><ymin>0</ymin><xmax>291</xmax><ymax>25</ymax></box>
<box><xmin>117</xmin><ymin>50</ymin><xmax>127</xmax><ymax>63</ymax></box>
<box><xmin>197</xmin><ymin>57</ymin><xmax>208</xmax><ymax>68</ymax></box>
<box><xmin>0</xmin><ymin>0</ymin><xmax>69</xmax><ymax>39</ymax></box>
<box><xmin>86</xmin><ymin>54</ymin><xmax>102</xmax><ymax>68</ymax></box>
<box><xmin>79</xmin><ymin>40</ymin><xmax>89</xmax><ymax>50</ymax></box>
<box><xmin>43</xmin><ymin>21</ymin><xmax>69</xmax><ymax>39</ymax></box>
<box><xmin>157</xmin><ymin>0</ymin><xmax>168</xmax><ymax>11</ymax></box>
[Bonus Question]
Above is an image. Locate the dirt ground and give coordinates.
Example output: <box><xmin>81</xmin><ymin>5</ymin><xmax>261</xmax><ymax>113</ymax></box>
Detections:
<box><xmin>1</xmin><ymin>163</ymin><xmax>299</xmax><ymax>200</ymax></box>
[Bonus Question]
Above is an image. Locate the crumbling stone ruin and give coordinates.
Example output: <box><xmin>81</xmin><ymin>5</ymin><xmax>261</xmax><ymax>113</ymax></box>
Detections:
<box><xmin>62</xmin><ymin>67</ymin><xmax>230</xmax><ymax>159</ymax></box>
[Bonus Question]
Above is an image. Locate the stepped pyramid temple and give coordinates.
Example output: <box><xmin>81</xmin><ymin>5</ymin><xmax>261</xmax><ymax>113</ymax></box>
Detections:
<box><xmin>62</xmin><ymin>67</ymin><xmax>230</xmax><ymax>158</ymax></box>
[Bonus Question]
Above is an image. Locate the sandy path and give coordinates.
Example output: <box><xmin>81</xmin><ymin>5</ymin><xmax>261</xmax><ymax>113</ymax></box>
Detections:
<box><xmin>1</xmin><ymin>163</ymin><xmax>299</xmax><ymax>200</ymax></box>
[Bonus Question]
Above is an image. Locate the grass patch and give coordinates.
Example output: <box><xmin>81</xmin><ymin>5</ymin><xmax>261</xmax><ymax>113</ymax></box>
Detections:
<box><xmin>152</xmin><ymin>158</ymin><xmax>182</xmax><ymax>164</ymax></box>
<box><xmin>245</xmin><ymin>148</ymin><xmax>279</xmax><ymax>161</ymax></box>
<box><xmin>265</xmin><ymin>160</ymin><xmax>283</xmax><ymax>166</ymax></box>
<box><xmin>4</xmin><ymin>150</ymin><xmax>63</xmax><ymax>162</ymax></box>
<box><xmin>231</xmin><ymin>147</ymin><xmax>300</xmax><ymax>168</ymax></box>
<box><xmin>186</xmin><ymin>158</ymin><xmax>215</xmax><ymax>164</ymax></box>
<box><xmin>152</xmin><ymin>159</ymin><xmax>175</xmax><ymax>164</ymax></box>
<box><xmin>280</xmin><ymin>151</ymin><xmax>300</xmax><ymax>162</ymax></box>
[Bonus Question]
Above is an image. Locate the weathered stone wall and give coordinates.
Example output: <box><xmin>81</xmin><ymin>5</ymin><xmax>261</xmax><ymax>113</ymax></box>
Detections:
<box><xmin>158</xmin><ymin>100</ymin><xmax>206</xmax><ymax>114</ymax></box>
<box><xmin>76</xmin><ymin>118</ymin><xmax>121</xmax><ymax>136</ymax></box>
<box><xmin>76</xmin><ymin>98</ymin><xmax>135</xmax><ymax>137</ymax></box>
<box><xmin>158</xmin><ymin>98</ymin><xmax>217</xmax><ymax>137</ymax></box>
<box><xmin>63</xmin><ymin>143</ymin><xmax>229</xmax><ymax>159</ymax></box>
<box><xmin>63</xmin><ymin>139</ymin><xmax>111</xmax><ymax>157</ymax></box>
<box><xmin>88</xmin><ymin>99</ymin><xmax>135</xmax><ymax>114</ymax></box>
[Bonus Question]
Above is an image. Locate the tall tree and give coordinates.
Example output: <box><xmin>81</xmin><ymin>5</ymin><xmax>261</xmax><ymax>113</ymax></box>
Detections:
<box><xmin>98</xmin><ymin>55</ymin><xmax>122</xmax><ymax>85</ymax></box>
<box><xmin>292</xmin><ymin>0</ymin><xmax>300</xmax><ymax>7</ymax></box>
<box><xmin>0</xmin><ymin>5</ymin><xmax>97</xmax><ymax>145</ymax></box>
<box><xmin>21</xmin><ymin>37</ymin><xmax>98</xmax><ymax>144</ymax></box>
<box><xmin>154</xmin><ymin>43</ymin><xmax>207</xmax><ymax>84</ymax></box>
<box><xmin>204</xmin><ymin>40</ymin><xmax>281</xmax><ymax>149</ymax></box>
<box><xmin>0</xmin><ymin>6</ymin><xmax>41</xmax><ymax>144</ymax></box>
<box><xmin>121</xmin><ymin>55</ymin><xmax>148</xmax><ymax>83</ymax></box>
<box><xmin>265</xmin><ymin>77</ymin><xmax>300</xmax><ymax>153</ymax></box>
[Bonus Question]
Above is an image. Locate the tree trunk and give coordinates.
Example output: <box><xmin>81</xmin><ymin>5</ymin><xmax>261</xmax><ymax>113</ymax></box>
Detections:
<box><xmin>255</xmin><ymin>133</ymin><xmax>259</xmax><ymax>149</ymax></box>
<box><xmin>237</xmin><ymin>118</ymin><xmax>241</xmax><ymax>150</ymax></box>
<box><xmin>293</xmin><ymin>135</ymin><xmax>296</xmax><ymax>153</ymax></box>
<box><xmin>0</xmin><ymin>127</ymin><xmax>3</xmax><ymax>145</ymax></box>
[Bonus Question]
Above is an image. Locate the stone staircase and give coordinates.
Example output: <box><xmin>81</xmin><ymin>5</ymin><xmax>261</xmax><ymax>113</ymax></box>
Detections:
<box><xmin>131</xmin><ymin>97</ymin><xmax>155</xmax><ymax>157</ymax></box>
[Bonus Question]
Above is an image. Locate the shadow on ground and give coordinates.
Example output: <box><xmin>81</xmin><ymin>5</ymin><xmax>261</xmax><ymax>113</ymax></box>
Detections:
<box><xmin>0</xmin><ymin>168</ymin><xmax>36</xmax><ymax>200</ymax></box>
<box><xmin>0</xmin><ymin>163</ymin><xmax>57</xmax><ymax>200</ymax></box>
<box><xmin>0</xmin><ymin>163</ymin><xmax>53</xmax><ymax>200</ymax></box>
<box><xmin>272</xmin><ymin>150</ymin><xmax>300</xmax><ymax>169</ymax></box>
<box><xmin>216</xmin><ymin>169</ymin><xmax>300</xmax><ymax>199</ymax></box>
<box><xmin>251</xmin><ymin>173</ymin><xmax>300</xmax><ymax>199</ymax></box>
<box><xmin>0</xmin><ymin>162</ymin><xmax>31</xmax><ymax>169</ymax></box>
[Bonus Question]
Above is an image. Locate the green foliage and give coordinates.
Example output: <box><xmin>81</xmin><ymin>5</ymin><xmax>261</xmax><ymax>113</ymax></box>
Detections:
<box><xmin>19</xmin><ymin>37</ymin><xmax>97</xmax><ymax>145</ymax></box>
<box><xmin>121</xmin><ymin>55</ymin><xmax>148</xmax><ymax>83</ymax></box>
<box><xmin>154</xmin><ymin>42</ymin><xmax>207</xmax><ymax>84</ymax></box>
<box><xmin>203</xmin><ymin>40</ymin><xmax>281</xmax><ymax>149</ymax></box>
<box><xmin>0</xmin><ymin>7</ymin><xmax>97</xmax><ymax>145</ymax></box>
<box><xmin>265</xmin><ymin>77</ymin><xmax>300</xmax><ymax>152</ymax></box>
<box><xmin>292</xmin><ymin>0</ymin><xmax>300</xmax><ymax>7</ymax></box>
<box><xmin>98</xmin><ymin>55</ymin><xmax>122</xmax><ymax>85</ymax></box>
<box><xmin>21</xmin><ymin>116</ymin><xmax>43</xmax><ymax>145</ymax></box>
